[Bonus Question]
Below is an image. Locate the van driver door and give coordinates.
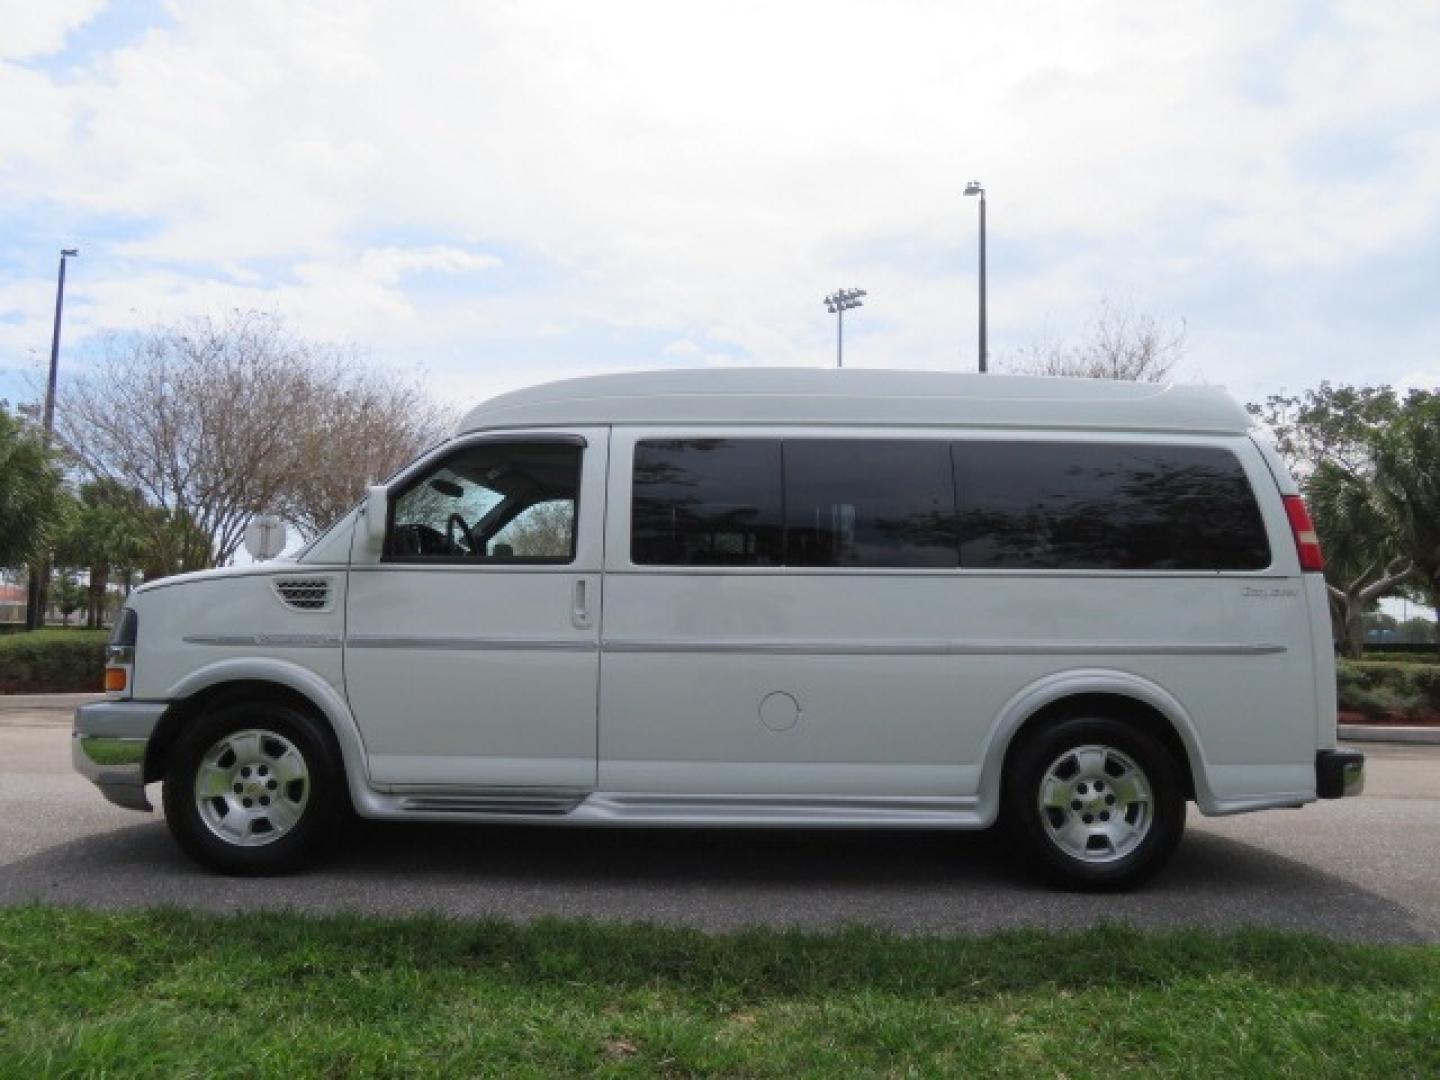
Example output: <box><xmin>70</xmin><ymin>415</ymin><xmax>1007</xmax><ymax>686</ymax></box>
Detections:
<box><xmin>344</xmin><ymin>428</ymin><xmax>608</xmax><ymax>790</ymax></box>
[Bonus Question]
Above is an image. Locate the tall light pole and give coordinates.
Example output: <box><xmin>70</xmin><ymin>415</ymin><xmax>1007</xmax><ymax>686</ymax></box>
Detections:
<box><xmin>963</xmin><ymin>181</ymin><xmax>987</xmax><ymax>373</ymax></box>
<box><xmin>824</xmin><ymin>287</ymin><xmax>866</xmax><ymax>367</ymax></box>
<box><xmin>43</xmin><ymin>249</ymin><xmax>78</xmax><ymax>433</ymax></box>
<box><xmin>25</xmin><ymin>248</ymin><xmax>78</xmax><ymax>631</ymax></box>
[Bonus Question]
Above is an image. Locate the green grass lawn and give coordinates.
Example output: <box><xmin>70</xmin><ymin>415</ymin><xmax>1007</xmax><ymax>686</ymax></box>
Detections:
<box><xmin>1</xmin><ymin>909</ymin><xmax>1436</xmax><ymax>1077</ymax></box>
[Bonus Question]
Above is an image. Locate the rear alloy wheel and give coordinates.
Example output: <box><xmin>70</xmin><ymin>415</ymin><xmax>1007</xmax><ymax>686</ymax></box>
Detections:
<box><xmin>1006</xmin><ymin>716</ymin><xmax>1185</xmax><ymax>891</ymax></box>
<box><xmin>163</xmin><ymin>701</ymin><xmax>344</xmax><ymax>875</ymax></box>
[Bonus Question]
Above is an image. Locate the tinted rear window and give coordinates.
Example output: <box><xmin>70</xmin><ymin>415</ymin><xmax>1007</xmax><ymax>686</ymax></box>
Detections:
<box><xmin>632</xmin><ymin>439</ymin><xmax>783</xmax><ymax>565</ymax></box>
<box><xmin>952</xmin><ymin>442</ymin><xmax>1270</xmax><ymax>570</ymax></box>
<box><xmin>784</xmin><ymin>440</ymin><xmax>957</xmax><ymax>567</ymax></box>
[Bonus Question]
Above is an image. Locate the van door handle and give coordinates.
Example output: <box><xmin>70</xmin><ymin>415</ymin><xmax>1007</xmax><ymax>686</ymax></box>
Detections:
<box><xmin>571</xmin><ymin>578</ymin><xmax>593</xmax><ymax>630</ymax></box>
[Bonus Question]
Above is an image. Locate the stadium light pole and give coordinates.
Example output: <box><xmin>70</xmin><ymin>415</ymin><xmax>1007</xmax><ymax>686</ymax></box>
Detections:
<box><xmin>963</xmin><ymin>181</ymin><xmax>987</xmax><ymax>373</ymax></box>
<box><xmin>25</xmin><ymin>248</ymin><xmax>78</xmax><ymax>631</ymax></box>
<box><xmin>823</xmin><ymin>287</ymin><xmax>866</xmax><ymax>368</ymax></box>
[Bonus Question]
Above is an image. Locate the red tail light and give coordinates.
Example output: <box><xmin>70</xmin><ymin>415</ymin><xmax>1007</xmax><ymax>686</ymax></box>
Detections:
<box><xmin>1283</xmin><ymin>495</ymin><xmax>1325</xmax><ymax>572</ymax></box>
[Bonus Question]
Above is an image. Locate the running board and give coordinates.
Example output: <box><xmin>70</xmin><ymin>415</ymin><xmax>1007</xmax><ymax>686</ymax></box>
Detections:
<box><xmin>368</xmin><ymin>788</ymin><xmax>985</xmax><ymax>828</ymax></box>
<box><xmin>576</xmin><ymin>793</ymin><xmax>984</xmax><ymax>828</ymax></box>
<box><xmin>391</xmin><ymin>789</ymin><xmax>586</xmax><ymax>816</ymax></box>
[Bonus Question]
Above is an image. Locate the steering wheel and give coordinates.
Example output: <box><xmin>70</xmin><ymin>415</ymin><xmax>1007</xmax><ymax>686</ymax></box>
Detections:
<box><xmin>446</xmin><ymin>512</ymin><xmax>475</xmax><ymax>555</ymax></box>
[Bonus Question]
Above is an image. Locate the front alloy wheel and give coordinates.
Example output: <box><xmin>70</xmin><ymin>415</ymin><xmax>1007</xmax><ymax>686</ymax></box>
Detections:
<box><xmin>164</xmin><ymin>701</ymin><xmax>344</xmax><ymax>875</ymax></box>
<box><xmin>193</xmin><ymin>729</ymin><xmax>311</xmax><ymax>847</ymax></box>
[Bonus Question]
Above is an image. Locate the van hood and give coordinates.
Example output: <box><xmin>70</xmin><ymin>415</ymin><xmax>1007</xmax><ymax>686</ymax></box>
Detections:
<box><xmin>133</xmin><ymin>559</ymin><xmax>301</xmax><ymax>594</ymax></box>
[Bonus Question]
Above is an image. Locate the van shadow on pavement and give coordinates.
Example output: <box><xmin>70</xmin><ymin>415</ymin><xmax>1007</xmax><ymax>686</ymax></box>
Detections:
<box><xmin>1</xmin><ymin>815</ymin><xmax>1430</xmax><ymax>943</ymax></box>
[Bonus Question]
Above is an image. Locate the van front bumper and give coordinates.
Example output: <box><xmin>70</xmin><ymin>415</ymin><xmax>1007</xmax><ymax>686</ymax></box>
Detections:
<box><xmin>1316</xmin><ymin>748</ymin><xmax>1365</xmax><ymax>799</ymax></box>
<box><xmin>72</xmin><ymin>700</ymin><xmax>167</xmax><ymax>812</ymax></box>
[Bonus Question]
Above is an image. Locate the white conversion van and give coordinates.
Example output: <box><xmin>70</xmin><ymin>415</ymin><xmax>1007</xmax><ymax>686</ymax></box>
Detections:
<box><xmin>74</xmin><ymin>369</ymin><xmax>1363</xmax><ymax>889</ymax></box>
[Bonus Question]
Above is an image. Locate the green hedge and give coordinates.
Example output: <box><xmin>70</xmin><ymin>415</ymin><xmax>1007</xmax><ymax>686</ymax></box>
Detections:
<box><xmin>0</xmin><ymin>629</ymin><xmax>107</xmax><ymax>693</ymax></box>
<box><xmin>1337</xmin><ymin>660</ymin><xmax>1440</xmax><ymax>721</ymax></box>
<box><xmin>1357</xmin><ymin>650</ymin><xmax>1440</xmax><ymax>664</ymax></box>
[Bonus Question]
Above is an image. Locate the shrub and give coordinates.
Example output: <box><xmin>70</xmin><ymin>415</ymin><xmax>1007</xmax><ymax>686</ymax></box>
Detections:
<box><xmin>0</xmin><ymin>629</ymin><xmax>107</xmax><ymax>693</ymax></box>
<box><xmin>1336</xmin><ymin>660</ymin><xmax>1440</xmax><ymax>721</ymax></box>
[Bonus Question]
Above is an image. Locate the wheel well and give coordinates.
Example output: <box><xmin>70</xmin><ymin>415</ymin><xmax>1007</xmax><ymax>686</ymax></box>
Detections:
<box><xmin>142</xmin><ymin>680</ymin><xmax>337</xmax><ymax>785</ymax></box>
<box><xmin>1001</xmin><ymin>692</ymin><xmax>1197</xmax><ymax>801</ymax></box>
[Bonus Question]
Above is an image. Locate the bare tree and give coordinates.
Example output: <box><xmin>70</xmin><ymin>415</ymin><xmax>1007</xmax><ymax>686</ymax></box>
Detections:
<box><xmin>496</xmin><ymin>501</ymin><xmax>574</xmax><ymax>557</ymax></box>
<box><xmin>279</xmin><ymin>370</ymin><xmax>452</xmax><ymax>540</ymax></box>
<box><xmin>1004</xmin><ymin>300</ymin><xmax>1187</xmax><ymax>383</ymax></box>
<box><xmin>58</xmin><ymin>311</ymin><xmax>450</xmax><ymax>569</ymax></box>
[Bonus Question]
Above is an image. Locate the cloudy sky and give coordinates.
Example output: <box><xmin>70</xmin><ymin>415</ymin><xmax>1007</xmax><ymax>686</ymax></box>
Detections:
<box><xmin>2</xmin><ymin>0</ymin><xmax>1438</xmax><ymax>412</ymax></box>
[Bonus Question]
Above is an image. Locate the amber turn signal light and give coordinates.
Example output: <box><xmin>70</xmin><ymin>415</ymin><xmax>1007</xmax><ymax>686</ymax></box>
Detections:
<box><xmin>104</xmin><ymin>667</ymin><xmax>128</xmax><ymax>693</ymax></box>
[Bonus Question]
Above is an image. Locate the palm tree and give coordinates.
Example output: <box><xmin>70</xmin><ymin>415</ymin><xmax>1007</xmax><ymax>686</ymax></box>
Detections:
<box><xmin>51</xmin><ymin>480</ymin><xmax>151</xmax><ymax>627</ymax></box>
<box><xmin>0</xmin><ymin>404</ymin><xmax>64</xmax><ymax>572</ymax></box>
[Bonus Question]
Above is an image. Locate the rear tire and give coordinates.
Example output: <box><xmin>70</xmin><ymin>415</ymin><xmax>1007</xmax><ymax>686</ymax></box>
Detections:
<box><xmin>1005</xmin><ymin>715</ymin><xmax>1185</xmax><ymax>891</ymax></box>
<box><xmin>162</xmin><ymin>700</ymin><xmax>345</xmax><ymax>875</ymax></box>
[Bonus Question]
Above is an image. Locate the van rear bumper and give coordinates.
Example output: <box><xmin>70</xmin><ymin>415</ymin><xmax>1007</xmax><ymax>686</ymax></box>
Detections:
<box><xmin>1316</xmin><ymin>748</ymin><xmax>1365</xmax><ymax>799</ymax></box>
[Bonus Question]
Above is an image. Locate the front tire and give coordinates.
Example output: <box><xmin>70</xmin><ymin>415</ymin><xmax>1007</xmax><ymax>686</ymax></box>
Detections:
<box><xmin>1005</xmin><ymin>716</ymin><xmax>1185</xmax><ymax>891</ymax></box>
<box><xmin>162</xmin><ymin>700</ymin><xmax>345</xmax><ymax>875</ymax></box>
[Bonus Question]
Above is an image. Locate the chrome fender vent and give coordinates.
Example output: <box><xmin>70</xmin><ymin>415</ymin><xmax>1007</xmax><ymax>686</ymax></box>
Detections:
<box><xmin>273</xmin><ymin>577</ymin><xmax>333</xmax><ymax>612</ymax></box>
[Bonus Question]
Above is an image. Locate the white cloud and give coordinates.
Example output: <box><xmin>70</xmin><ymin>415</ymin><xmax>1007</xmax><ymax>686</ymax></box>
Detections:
<box><xmin>0</xmin><ymin>0</ymin><xmax>107</xmax><ymax>60</ymax></box>
<box><xmin>1</xmin><ymin>0</ymin><xmax>1439</xmax><ymax>408</ymax></box>
<box><xmin>357</xmin><ymin>247</ymin><xmax>501</xmax><ymax>285</ymax></box>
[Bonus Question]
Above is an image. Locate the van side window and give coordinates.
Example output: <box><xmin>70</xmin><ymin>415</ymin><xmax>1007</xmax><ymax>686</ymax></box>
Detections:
<box><xmin>390</xmin><ymin>441</ymin><xmax>581</xmax><ymax>562</ymax></box>
<box><xmin>632</xmin><ymin>440</ymin><xmax>783</xmax><ymax>565</ymax></box>
<box><xmin>784</xmin><ymin>440</ymin><xmax>958</xmax><ymax>568</ymax></box>
<box><xmin>953</xmin><ymin>442</ymin><xmax>1271</xmax><ymax>571</ymax></box>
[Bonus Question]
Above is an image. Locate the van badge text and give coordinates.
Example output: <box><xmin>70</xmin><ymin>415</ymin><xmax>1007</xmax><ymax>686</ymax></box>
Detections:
<box><xmin>1242</xmin><ymin>586</ymin><xmax>1299</xmax><ymax>599</ymax></box>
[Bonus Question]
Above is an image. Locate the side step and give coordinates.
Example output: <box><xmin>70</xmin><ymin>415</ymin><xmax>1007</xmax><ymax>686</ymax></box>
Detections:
<box><xmin>369</xmin><ymin>789</ymin><xmax>985</xmax><ymax>828</ymax></box>
<box><xmin>576</xmin><ymin>792</ymin><xmax>984</xmax><ymax>827</ymax></box>
<box><xmin>393</xmin><ymin>790</ymin><xmax>586</xmax><ymax>816</ymax></box>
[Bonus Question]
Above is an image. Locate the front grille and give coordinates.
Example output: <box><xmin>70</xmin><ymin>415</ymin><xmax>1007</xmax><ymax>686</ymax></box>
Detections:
<box><xmin>274</xmin><ymin>578</ymin><xmax>331</xmax><ymax>611</ymax></box>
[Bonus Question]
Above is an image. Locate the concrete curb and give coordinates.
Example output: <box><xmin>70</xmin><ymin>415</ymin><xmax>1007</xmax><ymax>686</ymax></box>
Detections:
<box><xmin>1340</xmin><ymin>724</ymin><xmax>1440</xmax><ymax>745</ymax></box>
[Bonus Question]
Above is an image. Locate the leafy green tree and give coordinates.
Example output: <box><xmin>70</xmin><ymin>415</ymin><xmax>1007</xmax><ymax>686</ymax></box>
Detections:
<box><xmin>1251</xmin><ymin>384</ymin><xmax>1402</xmax><ymax>478</ymax></box>
<box><xmin>1372</xmin><ymin>391</ymin><xmax>1440</xmax><ymax>653</ymax></box>
<box><xmin>51</xmin><ymin>480</ymin><xmax>151</xmax><ymax>627</ymax></box>
<box><xmin>0</xmin><ymin>403</ymin><xmax>65</xmax><ymax>570</ymax></box>
<box><xmin>51</xmin><ymin>570</ymin><xmax>86</xmax><ymax>627</ymax></box>
<box><xmin>1305</xmin><ymin>461</ymin><xmax>1412</xmax><ymax>656</ymax></box>
<box><xmin>1249</xmin><ymin>383</ymin><xmax>1413</xmax><ymax>656</ymax></box>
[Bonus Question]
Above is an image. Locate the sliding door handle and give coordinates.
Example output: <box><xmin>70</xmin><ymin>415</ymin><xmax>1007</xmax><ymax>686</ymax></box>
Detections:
<box><xmin>571</xmin><ymin>578</ymin><xmax>593</xmax><ymax>630</ymax></box>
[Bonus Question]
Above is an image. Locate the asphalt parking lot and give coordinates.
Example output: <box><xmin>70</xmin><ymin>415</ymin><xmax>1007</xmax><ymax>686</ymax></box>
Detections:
<box><xmin>4</xmin><ymin>694</ymin><xmax>1438</xmax><ymax>942</ymax></box>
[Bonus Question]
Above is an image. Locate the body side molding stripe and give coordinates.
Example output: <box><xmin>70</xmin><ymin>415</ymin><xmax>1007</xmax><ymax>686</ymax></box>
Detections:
<box><xmin>185</xmin><ymin>634</ymin><xmax>1284</xmax><ymax>657</ymax></box>
<box><xmin>601</xmin><ymin>638</ymin><xmax>1287</xmax><ymax>657</ymax></box>
<box><xmin>184</xmin><ymin>634</ymin><xmax>342</xmax><ymax>648</ymax></box>
<box><xmin>346</xmin><ymin>634</ymin><xmax>598</xmax><ymax>652</ymax></box>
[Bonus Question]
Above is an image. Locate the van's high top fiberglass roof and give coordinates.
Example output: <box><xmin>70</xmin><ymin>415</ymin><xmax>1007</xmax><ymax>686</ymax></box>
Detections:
<box><xmin>457</xmin><ymin>368</ymin><xmax>1253</xmax><ymax>436</ymax></box>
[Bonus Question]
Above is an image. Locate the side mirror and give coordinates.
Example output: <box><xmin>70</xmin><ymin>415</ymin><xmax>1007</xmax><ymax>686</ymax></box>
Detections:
<box><xmin>365</xmin><ymin>485</ymin><xmax>388</xmax><ymax>545</ymax></box>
